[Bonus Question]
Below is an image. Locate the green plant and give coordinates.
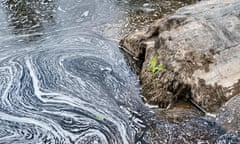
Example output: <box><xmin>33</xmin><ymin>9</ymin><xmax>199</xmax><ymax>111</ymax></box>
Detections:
<box><xmin>96</xmin><ymin>114</ymin><xmax>104</xmax><ymax>121</ymax></box>
<box><xmin>148</xmin><ymin>56</ymin><xmax>165</xmax><ymax>73</ymax></box>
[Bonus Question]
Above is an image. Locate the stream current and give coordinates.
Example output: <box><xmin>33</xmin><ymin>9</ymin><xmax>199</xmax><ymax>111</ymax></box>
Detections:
<box><xmin>0</xmin><ymin>0</ymin><xmax>156</xmax><ymax>143</ymax></box>
<box><xmin>0</xmin><ymin>0</ymin><xmax>238</xmax><ymax>144</ymax></box>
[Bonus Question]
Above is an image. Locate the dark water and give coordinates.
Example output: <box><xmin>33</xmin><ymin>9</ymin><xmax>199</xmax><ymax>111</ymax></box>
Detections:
<box><xmin>118</xmin><ymin>0</ymin><xmax>197</xmax><ymax>32</ymax></box>
<box><xmin>0</xmin><ymin>0</ymin><xmax>233</xmax><ymax>144</ymax></box>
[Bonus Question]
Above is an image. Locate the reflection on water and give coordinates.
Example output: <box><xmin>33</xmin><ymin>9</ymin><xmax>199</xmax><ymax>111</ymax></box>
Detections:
<box><xmin>2</xmin><ymin>0</ymin><xmax>56</xmax><ymax>41</ymax></box>
<box><xmin>119</xmin><ymin>0</ymin><xmax>199</xmax><ymax>32</ymax></box>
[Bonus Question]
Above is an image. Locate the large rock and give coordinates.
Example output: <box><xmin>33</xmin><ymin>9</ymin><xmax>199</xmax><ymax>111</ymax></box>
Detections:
<box><xmin>216</xmin><ymin>95</ymin><xmax>240</xmax><ymax>131</ymax></box>
<box><xmin>120</xmin><ymin>0</ymin><xmax>240</xmax><ymax>112</ymax></box>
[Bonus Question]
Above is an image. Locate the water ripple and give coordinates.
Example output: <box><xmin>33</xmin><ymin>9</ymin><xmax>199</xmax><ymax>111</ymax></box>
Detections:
<box><xmin>0</xmin><ymin>0</ymin><xmax>146</xmax><ymax>143</ymax></box>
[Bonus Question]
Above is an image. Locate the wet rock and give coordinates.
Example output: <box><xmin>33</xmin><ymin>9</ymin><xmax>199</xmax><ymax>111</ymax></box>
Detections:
<box><xmin>216</xmin><ymin>95</ymin><xmax>240</xmax><ymax>131</ymax></box>
<box><xmin>120</xmin><ymin>0</ymin><xmax>240</xmax><ymax>112</ymax></box>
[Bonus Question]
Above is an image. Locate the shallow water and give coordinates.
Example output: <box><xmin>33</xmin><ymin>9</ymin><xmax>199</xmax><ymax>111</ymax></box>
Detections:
<box><xmin>0</xmin><ymin>0</ymin><xmax>227</xmax><ymax>144</ymax></box>
<box><xmin>118</xmin><ymin>0</ymin><xmax>197</xmax><ymax>32</ymax></box>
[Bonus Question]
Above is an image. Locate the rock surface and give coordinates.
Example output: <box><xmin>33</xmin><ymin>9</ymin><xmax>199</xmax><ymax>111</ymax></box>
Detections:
<box><xmin>120</xmin><ymin>0</ymin><xmax>240</xmax><ymax>112</ymax></box>
<box><xmin>216</xmin><ymin>95</ymin><xmax>240</xmax><ymax>131</ymax></box>
<box><xmin>215</xmin><ymin>95</ymin><xmax>240</xmax><ymax>143</ymax></box>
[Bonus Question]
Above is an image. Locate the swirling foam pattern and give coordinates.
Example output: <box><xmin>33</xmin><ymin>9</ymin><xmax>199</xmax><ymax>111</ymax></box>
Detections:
<box><xmin>0</xmin><ymin>0</ymin><xmax>149</xmax><ymax>143</ymax></box>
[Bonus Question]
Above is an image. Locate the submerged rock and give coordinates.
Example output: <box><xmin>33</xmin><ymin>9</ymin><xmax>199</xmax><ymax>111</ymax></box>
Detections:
<box><xmin>216</xmin><ymin>129</ymin><xmax>240</xmax><ymax>144</ymax></box>
<box><xmin>140</xmin><ymin>116</ymin><xmax>225</xmax><ymax>144</ymax></box>
<box><xmin>120</xmin><ymin>0</ymin><xmax>240</xmax><ymax>112</ymax></box>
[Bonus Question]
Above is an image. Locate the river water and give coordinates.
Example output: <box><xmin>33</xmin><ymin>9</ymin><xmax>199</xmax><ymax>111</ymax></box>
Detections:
<box><xmin>0</xmin><ymin>0</ymin><xmax>233</xmax><ymax>144</ymax></box>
